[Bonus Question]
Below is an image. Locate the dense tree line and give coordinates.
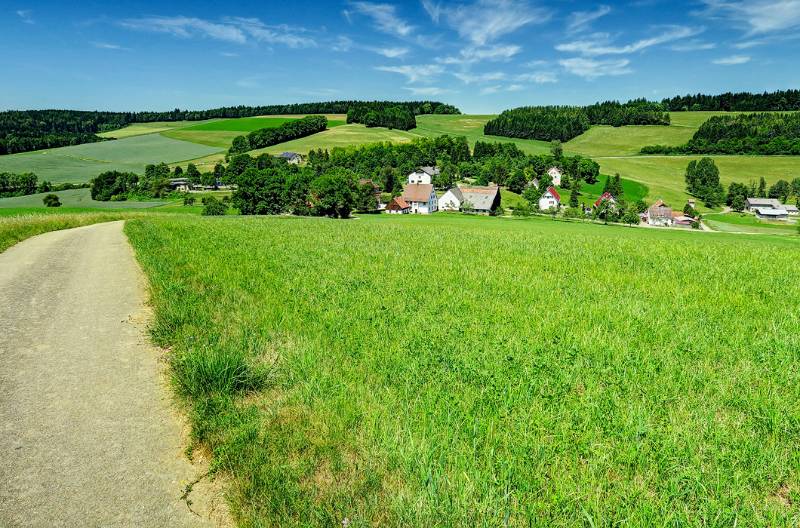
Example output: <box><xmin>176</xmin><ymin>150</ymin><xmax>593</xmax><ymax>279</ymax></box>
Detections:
<box><xmin>346</xmin><ymin>105</ymin><xmax>417</xmax><ymax>130</ymax></box>
<box><xmin>685</xmin><ymin>158</ymin><xmax>724</xmax><ymax>207</ymax></box>
<box><xmin>1</xmin><ymin>101</ymin><xmax>459</xmax><ymax>155</ymax></box>
<box><xmin>641</xmin><ymin>113</ymin><xmax>800</xmax><ymax>155</ymax></box>
<box><xmin>662</xmin><ymin>90</ymin><xmax>800</xmax><ymax>112</ymax></box>
<box><xmin>0</xmin><ymin>172</ymin><xmax>88</xmax><ymax>198</ymax></box>
<box><xmin>484</xmin><ymin>100</ymin><xmax>669</xmax><ymax>142</ymax></box>
<box><xmin>229</xmin><ymin>115</ymin><xmax>328</xmax><ymax>154</ymax></box>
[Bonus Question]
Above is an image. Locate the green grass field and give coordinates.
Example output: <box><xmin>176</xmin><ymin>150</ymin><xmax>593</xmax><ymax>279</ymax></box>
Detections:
<box><xmin>704</xmin><ymin>212</ymin><xmax>798</xmax><ymax>233</ymax></box>
<box><xmin>0</xmin><ymin>134</ymin><xmax>222</xmax><ymax>184</ymax></box>
<box><xmin>125</xmin><ymin>213</ymin><xmax>800</xmax><ymax>527</ymax></box>
<box><xmin>0</xmin><ymin>188</ymin><xmax>170</xmax><ymax>209</ymax></box>
<box><xmin>97</xmin><ymin>121</ymin><xmax>214</xmax><ymax>139</ymax></box>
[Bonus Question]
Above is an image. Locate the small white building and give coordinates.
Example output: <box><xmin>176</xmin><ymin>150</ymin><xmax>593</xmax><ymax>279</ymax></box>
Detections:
<box><xmin>547</xmin><ymin>167</ymin><xmax>562</xmax><ymax>187</ymax></box>
<box><xmin>783</xmin><ymin>204</ymin><xmax>799</xmax><ymax>216</ymax></box>
<box><xmin>439</xmin><ymin>187</ymin><xmax>462</xmax><ymax>211</ymax></box>
<box><xmin>385</xmin><ymin>197</ymin><xmax>410</xmax><ymax>214</ymax></box>
<box><xmin>407</xmin><ymin>166</ymin><xmax>440</xmax><ymax>185</ymax></box>
<box><xmin>279</xmin><ymin>152</ymin><xmax>303</xmax><ymax>164</ymax></box>
<box><xmin>754</xmin><ymin>207</ymin><xmax>789</xmax><ymax>220</ymax></box>
<box><xmin>646</xmin><ymin>200</ymin><xmax>673</xmax><ymax>227</ymax></box>
<box><xmin>401</xmin><ymin>183</ymin><xmax>438</xmax><ymax>214</ymax></box>
<box><xmin>438</xmin><ymin>185</ymin><xmax>501</xmax><ymax>214</ymax></box>
<box><xmin>539</xmin><ymin>186</ymin><xmax>561</xmax><ymax>211</ymax></box>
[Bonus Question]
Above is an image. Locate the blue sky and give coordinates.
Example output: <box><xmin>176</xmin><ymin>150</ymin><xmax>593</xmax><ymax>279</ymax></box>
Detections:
<box><xmin>2</xmin><ymin>0</ymin><xmax>799</xmax><ymax>113</ymax></box>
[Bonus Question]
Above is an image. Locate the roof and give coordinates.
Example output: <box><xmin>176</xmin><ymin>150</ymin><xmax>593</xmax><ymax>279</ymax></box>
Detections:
<box><xmin>402</xmin><ymin>183</ymin><xmax>435</xmax><ymax>203</ymax></box>
<box><xmin>548</xmin><ymin>167</ymin><xmax>562</xmax><ymax>175</ymax></box>
<box><xmin>783</xmin><ymin>204</ymin><xmax>799</xmax><ymax>212</ymax></box>
<box><xmin>419</xmin><ymin>166</ymin><xmax>440</xmax><ymax>176</ymax></box>
<box><xmin>648</xmin><ymin>199</ymin><xmax>672</xmax><ymax>218</ymax></box>
<box><xmin>746</xmin><ymin>197</ymin><xmax>782</xmax><ymax>208</ymax></box>
<box><xmin>459</xmin><ymin>186</ymin><xmax>500</xmax><ymax>211</ymax></box>
<box><xmin>754</xmin><ymin>207</ymin><xmax>788</xmax><ymax>217</ymax></box>
<box><xmin>443</xmin><ymin>187</ymin><xmax>464</xmax><ymax>202</ymax></box>
<box><xmin>593</xmin><ymin>192</ymin><xmax>616</xmax><ymax>207</ymax></box>
<box><xmin>386</xmin><ymin>197</ymin><xmax>410</xmax><ymax>210</ymax></box>
<box><xmin>545</xmin><ymin>186</ymin><xmax>561</xmax><ymax>202</ymax></box>
<box><xmin>279</xmin><ymin>152</ymin><xmax>301</xmax><ymax>159</ymax></box>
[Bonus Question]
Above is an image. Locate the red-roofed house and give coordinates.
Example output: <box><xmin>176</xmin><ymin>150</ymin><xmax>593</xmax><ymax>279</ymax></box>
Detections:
<box><xmin>593</xmin><ymin>192</ymin><xmax>617</xmax><ymax>208</ymax></box>
<box><xmin>539</xmin><ymin>186</ymin><xmax>561</xmax><ymax>211</ymax></box>
<box><xmin>385</xmin><ymin>197</ymin><xmax>410</xmax><ymax>214</ymax></box>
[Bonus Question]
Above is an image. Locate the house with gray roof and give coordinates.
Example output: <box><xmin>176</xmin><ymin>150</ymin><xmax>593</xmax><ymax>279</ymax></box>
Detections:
<box><xmin>408</xmin><ymin>166</ymin><xmax>440</xmax><ymax>185</ymax></box>
<box><xmin>438</xmin><ymin>185</ymin><xmax>501</xmax><ymax>215</ymax></box>
<box><xmin>745</xmin><ymin>197</ymin><xmax>782</xmax><ymax>211</ymax></box>
<box><xmin>278</xmin><ymin>152</ymin><xmax>303</xmax><ymax>164</ymax></box>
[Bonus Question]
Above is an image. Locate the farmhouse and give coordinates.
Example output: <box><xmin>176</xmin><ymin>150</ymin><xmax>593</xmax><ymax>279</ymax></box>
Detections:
<box><xmin>438</xmin><ymin>185</ymin><xmax>501</xmax><ymax>214</ymax></box>
<box><xmin>783</xmin><ymin>204</ymin><xmax>799</xmax><ymax>215</ymax></box>
<box><xmin>547</xmin><ymin>167</ymin><xmax>562</xmax><ymax>187</ymax></box>
<box><xmin>385</xmin><ymin>196</ymin><xmax>410</xmax><ymax>214</ymax></box>
<box><xmin>279</xmin><ymin>152</ymin><xmax>303</xmax><ymax>164</ymax></box>
<box><xmin>401</xmin><ymin>183</ymin><xmax>438</xmax><ymax>214</ymax></box>
<box><xmin>593</xmin><ymin>192</ymin><xmax>617</xmax><ymax>209</ymax></box>
<box><xmin>754</xmin><ymin>207</ymin><xmax>789</xmax><ymax>220</ymax></box>
<box><xmin>408</xmin><ymin>166</ymin><xmax>440</xmax><ymax>185</ymax></box>
<box><xmin>745</xmin><ymin>197</ymin><xmax>782</xmax><ymax>211</ymax></box>
<box><xmin>647</xmin><ymin>200</ymin><xmax>673</xmax><ymax>226</ymax></box>
<box><xmin>168</xmin><ymin>178</ymin><xmax>191</xmax><ymax>192</ymax></box>
<box><xmin>539</xmin><ymin>186</ymin><xmax>561</xmax><ymax>211</ymax></box>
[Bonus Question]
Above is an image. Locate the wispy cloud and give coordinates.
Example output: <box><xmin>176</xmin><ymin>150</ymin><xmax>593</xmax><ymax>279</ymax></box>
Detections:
<box><xmin>507</xmin><ymin>84</ymin><xmax>524</xmax><ymax>91</ymax></box>
<box><xmin>453</xmin><ymin>71</ymin><xmax>507</xmax><ymax>84</ymax></box>
<box><xmin>426</xmin><ymin>0</ymin><xmax>550</xmax><ymax>46</ymax></box>
<box><xmin>332</xmin><ymin>36</ymin><xmax>354</xmax><ymax>52</ymax></box>
<box><xmin>90</xmin><ymin>41</ymin><xmax>129</xmax><ymax>51</ymax></box>
<box><xmin>701</xmin><ymin>0</ymin><xmax>800</xmax><ymax>35</ymax></box>
<box><xmin>557</xmin><ymin>26</ymin><xmax>702</xmax><ymax>55</ymax></box>
<box><xmin>369</xmin><ymin>46</ymin><xmax>410</xmax><ymax>58</ymax></box>
<box><xmin>515</xmin><ymin>71</ymin><xmax>558</xmax><ymax>83</ymax></box>
<box><xmin>119</xmin><ymin>16</ymin><xmax>316</xmax><ymax>48</ymax></box>
<box><xmin>16</xmin><ymin>9</ymin><xmax>34</xmax><ymax>24</ymax></box>
<box><xmin>480</xmin><ymin>85</ymin><xmax>502</xmax><ymax>95</ymax></box>
<box><xmin>567</xmin><ymin>5</ymin><xmax>611</xmax><ymax>33</ymax></box>
<box><xmin>437</xmin><ymin>44</ymin><xmax>521</xmax><ymax>65</ymax></box>
<box><xmin>559</xmin><ymin>57</ymin><xmax>632</xmax><ymax>78</ymax></box>
<box><xmin>404</xmin><ymin>86</ymin><xmax>450</xmax><ymax>96</ymax></box>
<box><xmin>375</xmin><ymin>64</ymin><xmax>444</xmax><ymax>83</ymax></box>
<box><xmin>671</xmin><ymin>40</ymin><xmax>716</xmax><ymax>51</ymax></box>
<box><xmin>348</xmin><ymin>2</ymin><xmax>414</xmax><ymax>37</ymax></box>
<box><xmin>712</xmin><ymin>54</ymin><xmax>751</xmax><ymax>65</ymax></box>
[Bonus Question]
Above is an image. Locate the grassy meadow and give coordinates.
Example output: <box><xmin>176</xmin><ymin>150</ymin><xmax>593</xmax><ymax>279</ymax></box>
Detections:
<box><xmin>125</xmin><ymin>213</ymin><xmax>800</xmax><ymax>527</ymax></box>
<box><xmin>0</xmin><ymin>211</ymin><xmax>142</xmax><ymax>252</ymax></box>
<box><xmin>0</xmin><ymin>188</ymin><xmax>169</xmax><ymax>209</ymax></box>
<box><xmin>0</xmin><ymin>134</ymin><xmax>222</xmax><ymax>184</ymax></box>
<box><xmin>97</xmin><ymin>121</ymin><xmax>214</xmax><ymax>139</ymax></box>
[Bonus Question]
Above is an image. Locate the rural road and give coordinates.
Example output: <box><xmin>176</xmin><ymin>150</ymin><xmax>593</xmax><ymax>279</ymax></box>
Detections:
<box><xmin>0</xmin><ymin>222</ymin><xmax>219</xmax><ymax>527</ymax></box>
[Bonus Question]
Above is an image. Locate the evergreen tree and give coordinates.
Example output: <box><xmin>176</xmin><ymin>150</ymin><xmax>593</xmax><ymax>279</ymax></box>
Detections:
<box><xmin>758</xmin><ymin>177</ymin><xmax>767</xmax><ymax>198</ymax></box>
<box><xmin>569</xmin><ymin>178</ymin><xmax>581</xmax><ymax>208</ymax></box>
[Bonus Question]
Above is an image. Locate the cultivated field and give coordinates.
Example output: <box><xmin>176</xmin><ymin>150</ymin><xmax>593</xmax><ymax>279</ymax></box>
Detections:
<box><xmin>97</xmin><ymin>121</ymin><xmax>214</xmax><ymax>139</ymax></box>
<box><xmin>0</xmin><ymin>188</ymin><xmax>169</xmax><ymax>209</ymax></box>
<box><xmin>126</xmin><ymin>213</ymin><xmax>800</xmax><ymax>527</ymax></box>
<box><xmin>0</xmin><ymin>134</ymin><xmax>222</xmax><ymax>184</ymax></box>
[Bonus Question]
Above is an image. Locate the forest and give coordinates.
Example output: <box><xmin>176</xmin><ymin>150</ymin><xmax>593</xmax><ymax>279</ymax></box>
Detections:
<box><xmin>228</xmin><ymin>115</ymin><xmax>329</xmax><ymax>154</ymax></box>
<box><xmin>346</xmin><ymin>105</ymin><xmax>417</xmax><ymax>130</ymax></box>
<box><xmin>484</xmin><ymin>100</ymin><xmax>669</xmax><ymax>142</ymax></box>
<box><xmin>0</xmin><ymin>101</ymin><xmax>459</xmax><ymax>155</ymax></box>
<box><xmin>641</xmin><ymin>113</ymin><xmax>800</xmax><ymax>155</ymax></box>
<box><xmin>662</xmin><ymin>89</ymin><xmax>800</xmax><ymax>111</ymax></box>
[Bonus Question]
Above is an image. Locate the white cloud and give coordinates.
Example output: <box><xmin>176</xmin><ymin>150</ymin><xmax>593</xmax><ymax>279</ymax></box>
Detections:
<box><xmin>16</xmin><ymin>9</ymin><xmax>34</xmax><ymax>24</ymax></box>
<box><xmin>220</xmin><ymin>51</ymin><xmax>239</xmax><ymax>57</ymax></box>
<box><xmin>438</xmin><ymin>44</ymin><xmax>521</xmax><ymax>64</ymax></box>
<box><xmin>90</xmin><ymin>41</ymin><xmax>129</xmax><ymax>51</ymax></box>
<box><xmin>453</xmin><ymin>71</ymin><xmax>507</xmax><ymax>83</ymax></box>
<box><xmin>559</xmin><ymin>57</ymin><xmax>633</xmax><ymax>78</ymax></box>
<box><xmin>349</xmin><ymin>2</ymin><xmax>414</xmax><ymax>37</ymax></box>
<box><xmin>515</xmin><ymin>71</ymin><xmax>557</xmax><ymax>83</ymax></box>
<box><xmin>480</xmin><ymin>85</ymin><xmax>502</xmax><ymax>95</ymax></box>
<box><xmin>506</xmin><ymin>84</ymin><xmax>524</xmax><ymax>91</ymax></box>
<box><xmin>369</xmin><ymin>46</ymin><xmax>410</xmax><ymax>58</ymax></box>
<box><xmin>332</xmin><ymin>36</ymin><xmax>354</xmax><ymax>52</ymax></box>
<box><xmin>119</xmin><ymin>16</ymin><xmax>316</xmax><ymax>48</ymax></box>
<box><xmin>733</xmin><ymin>39</ymin><xmax>766</xmax><ymax>49</ymax></box>
<box><xmin>556</xmin><ymin>26</ymin><xmax>702</xmax><ymax>55</ymax></box>
<box><xmin>375</xmin><ymin>64</ymin><xmax>444</xmax><ymax>83</ymax></box>
<box><xmin>701</xmin><ymin>0</ymin><xmax>800</xmax><ymax>35</ymax></box>
<box><xmin>428</xmin><ymin>0</ymin><xmax>550</xmax><ymax>46</ymax></box>
<box><xmin>567</xmin><ymin>5</ymin><xmax>611</xmax><ymax>33</ymax></box>
<box><xmin>712</xmin><ymin>54</ymin><xmax>751</xmax><ymax>64</ymax></box>
<box><xmin>671</xmin><ymin>40</ymin><xmax>716</xmax><ymax>51</ymax></box>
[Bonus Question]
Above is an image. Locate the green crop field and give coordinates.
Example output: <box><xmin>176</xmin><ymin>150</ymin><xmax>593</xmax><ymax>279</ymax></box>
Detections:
<box><xmin>97</xmin><ymin>121</ymin><xmax>213</xmax><ymax>139</ymax></box>
<box><xmin>0</xmin><ymin>134</ymin><xmax>222</xmax><ymax>184</ymax></box>
<box><xmin>125</xmin><ymin>213</ymin><xmax>800</xmax><ymax>527</ymax></box>
<box><xmin>0</xmin><ymin>188</ymin><xmax>170</xmax><ymax>209</ymax></box>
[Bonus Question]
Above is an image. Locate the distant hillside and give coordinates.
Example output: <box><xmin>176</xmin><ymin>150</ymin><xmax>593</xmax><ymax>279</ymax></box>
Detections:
<box><xmin>662</xmin><ymin>89</ymin><xmax>800</xmax><ymax>112</ymax></box>
<box><xmin>0</xmin><ymin>101</ymin><xmax>460</xmax><ymax>155</ymax></box>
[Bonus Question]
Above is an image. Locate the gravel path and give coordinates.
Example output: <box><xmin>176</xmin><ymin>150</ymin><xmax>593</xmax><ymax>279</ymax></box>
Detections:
<box><xmin>0</xmin><ymin>222</ymin><xmax>217</xmax><ymax>527</ymax></box>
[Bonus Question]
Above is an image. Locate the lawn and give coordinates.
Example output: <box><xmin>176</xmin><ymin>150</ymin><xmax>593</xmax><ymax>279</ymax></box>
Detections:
<box><xmin>704</xmin><ymin>211</ymin><xmax>798</xmax><ymax>233</ymax></box>
<box><xmin>0</xmin><ymin>134</ymin><xmax>222</xmax><ymax>184</ymax></box>
<box><xmin>126</xmin><ymin>213</ymin><xmax>800</xmax><ymax>527</ymax></box>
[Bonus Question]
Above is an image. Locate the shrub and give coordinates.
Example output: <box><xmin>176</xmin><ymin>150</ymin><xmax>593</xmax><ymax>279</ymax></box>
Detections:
<box><xmin>202</xmin><ymin>196</ymin><xmax>228</xmax><ymax>216</ymax></box>
<box><xmin>42</xmin><ymin>194</ymin><xmax>61</xmax><ymax>207</ymax></box>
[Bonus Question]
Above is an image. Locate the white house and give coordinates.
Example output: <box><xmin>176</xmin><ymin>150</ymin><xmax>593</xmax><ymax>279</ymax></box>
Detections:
<box><xmin>279</xmin><ymin>152</ymin><xmax>303</xmax><ymax>164</ymax></box>
<box><xmin>539</xmin><ymin>186</ymin><xmax>561</xmax><ymax>211</ymax></box>
<box><xmin>385</xmin><ymin>197</ymin><xmax>410</xmax><ymax>214</ymax></box>
<box><xmin>593</xmin><ymin>192</ymin><xmax>617</xmax><ymax>210</ymax></box>
<box><xmin>407</xmin><ymin>166</ymin><xmax>439</xmax><ymax>185</ymax></box>
<box><xmin>646</xmin><ymin>200</ymin><xmax>673</xmax><ymax>227</ymax></box>
<box><xmin>401</xmin><ymin>183</ymin><xmax>438</xmax><ymax>214</ymax></box>
<box><xmin>547</xmin><ymin>167</ymin><xmax>562</xmax><ymax>187</ymax></box>
<box><xmin>438</xmin><ymin>185</ymin><xmax>501</xmax><ymax>214</ymax></box>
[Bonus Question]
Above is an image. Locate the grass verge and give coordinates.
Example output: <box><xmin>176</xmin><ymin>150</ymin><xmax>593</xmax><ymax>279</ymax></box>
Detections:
<box><xmin>0</xmin><ymin>211</ymin><xmax>138</xmax><ymax>252</ymax></box>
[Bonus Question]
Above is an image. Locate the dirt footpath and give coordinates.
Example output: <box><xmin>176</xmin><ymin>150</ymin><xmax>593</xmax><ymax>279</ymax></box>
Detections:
<box><xmin>0</xmin><ymin>222</ymin><xmax>222</xmax><ymax>527</ymax></box>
